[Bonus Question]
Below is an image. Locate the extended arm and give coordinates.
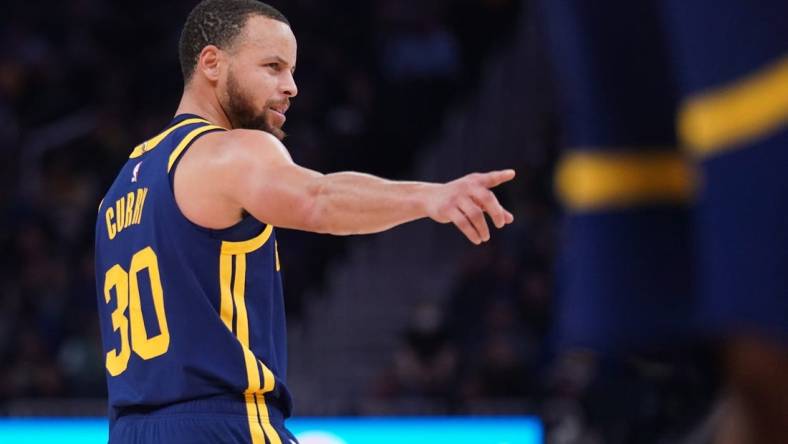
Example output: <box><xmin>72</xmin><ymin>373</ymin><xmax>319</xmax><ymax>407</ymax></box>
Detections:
<box><xmin>175</xmin><ymin>129</ymin><xmax>515</xmax><ymax>244</ymax></box>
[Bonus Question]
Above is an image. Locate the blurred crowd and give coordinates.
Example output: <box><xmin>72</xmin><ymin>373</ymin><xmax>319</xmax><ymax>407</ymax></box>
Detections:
<box><xmin>374</xmin><ymin>165</ymin><xmax>557</xmax><ymax>408</ymax></box>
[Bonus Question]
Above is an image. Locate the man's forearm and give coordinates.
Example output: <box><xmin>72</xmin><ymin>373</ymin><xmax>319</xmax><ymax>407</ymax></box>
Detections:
<box><xmin>306</xmin><ymin>171</ymin><xmax>437</xmax><ymax>235</ymax></box>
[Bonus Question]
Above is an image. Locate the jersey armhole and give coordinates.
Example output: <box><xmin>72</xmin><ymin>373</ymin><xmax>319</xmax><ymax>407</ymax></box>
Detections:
<box><xmin>167</xmin><ymin>126</ymin><xmax>226</xmax><ymax>187</ymax></box>
<box><xmin>167</xmin><ymin>127</ymin><xmax>267</xmax><ymax>241</ymax></box>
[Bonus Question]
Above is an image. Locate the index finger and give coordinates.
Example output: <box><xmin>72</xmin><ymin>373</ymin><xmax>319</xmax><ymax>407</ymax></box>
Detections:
<box><xmin>479</xmin><ymin>169</ymin><xmax>516</xmax><ymax>188</ymax></box>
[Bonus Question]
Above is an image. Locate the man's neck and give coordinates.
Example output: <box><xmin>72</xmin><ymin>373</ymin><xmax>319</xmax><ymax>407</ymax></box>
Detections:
<box><xmin>175</xmin><ymin>85</ymin><xmax>233</xmax><ymax>129</ymax></box>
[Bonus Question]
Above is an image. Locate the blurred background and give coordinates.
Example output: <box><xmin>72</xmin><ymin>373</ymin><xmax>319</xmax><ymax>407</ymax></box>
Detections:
<box><xmin>0</xmin><ymin>0</ymin><xmax>720</xmax><ymax>442</ymax></box>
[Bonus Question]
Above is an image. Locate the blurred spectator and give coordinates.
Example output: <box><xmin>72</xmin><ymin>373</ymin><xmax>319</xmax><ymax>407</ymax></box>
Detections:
<box><xmin>376</xmin><ymin>302</ymin><xmax>458</xmax><ymax>400</ymax></box>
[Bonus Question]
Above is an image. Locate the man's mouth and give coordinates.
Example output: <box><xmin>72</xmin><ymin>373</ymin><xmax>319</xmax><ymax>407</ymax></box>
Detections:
<box><xmin>268</xmin><ymin>102</ymin><xmax>289</xmax><ymax>115</ymax></box>
<box><xmin>268</xmin><ymin>102</ymin><xmax>290</xmax><ymax>125</ymax></box>
<box><xmin>268</xmin><ymin>106</ymin><xmax>287</xmax><ymax>123</ymax></box>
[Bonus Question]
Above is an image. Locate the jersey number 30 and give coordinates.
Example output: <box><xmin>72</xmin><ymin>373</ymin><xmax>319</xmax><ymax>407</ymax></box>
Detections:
<box><xmin>103</xmin><ymin>246</ymin><xmax>170</xmax><ymax>376</ymax></box>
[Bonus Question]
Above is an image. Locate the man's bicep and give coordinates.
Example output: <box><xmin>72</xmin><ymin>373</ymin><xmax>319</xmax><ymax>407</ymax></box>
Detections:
<box><xmin>226</xmin><ymin>144</ymin><xmax>324</xmax><ymax>231</ymax></box>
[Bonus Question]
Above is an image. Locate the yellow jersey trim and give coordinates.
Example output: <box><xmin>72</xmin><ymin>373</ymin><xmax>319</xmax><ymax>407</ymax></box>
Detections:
<box><xmin>256</xmin><ymin>392</ymin><xmax>283</xmax><ymax>444</ymax></box>
<box><xmin>218</xmin><ymin>254</ymin><xmax>235</xmax><ymax>333</ymax></box>
<box><xmin>218</xmin><ymin>231</ymin><xmax>280</xmax><ymax>443</ymax></box>
<box><xmin>679</xmin><ymin>54</ymin><xmax>788</xmax><ymax>157</ymax></box>
<box><xmin>129</xmin><ymin>118</ymin><xmax>210</xmax><ymax>159</ymax></box>
<box><xmin>221</xmin><ymin>224</ymin><xmax>275</xmax><ymax>255</ymax></box>
<box><xmin>274</xmin><ymin>241</ymin><xmax>281</xmax><ymax>272</ymax></box>
<box><xmin>556</xmin><ymin>150</ymin><xmax>695</xmax><ymax>211</ymax></box>
<box><xmin>245</xmin><ymin>393</ymin><xmax>266</xmax><ymax>444</ymax></box>
<box><xmin>166</xmin><ymin>125</ymin><xmax>225</xmax><ymax>173</ymax></box>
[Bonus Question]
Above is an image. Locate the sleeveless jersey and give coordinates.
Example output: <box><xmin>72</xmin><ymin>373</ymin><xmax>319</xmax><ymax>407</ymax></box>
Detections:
<box><xmin>94</xmin><ymin>114</ymin><xmax>293</xmax><ymax>435</ymax></box>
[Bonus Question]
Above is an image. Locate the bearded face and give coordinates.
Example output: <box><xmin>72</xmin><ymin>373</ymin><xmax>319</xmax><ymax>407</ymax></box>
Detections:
<box><xmin>212</xmin><ymin>15</ymin><xmax>297</xmax><ymax>140</ymax></box>
<box><xmin>225</xmin><ymin>67</ymin><xmax>288</xmax><ymax>140</ymax></box>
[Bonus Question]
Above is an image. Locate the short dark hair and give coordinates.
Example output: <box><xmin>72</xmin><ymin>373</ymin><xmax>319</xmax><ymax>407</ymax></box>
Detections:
<box><xmin>178</xmin><ymin>0</ymin><xmax>289</xmax><ymax>83</ymax></box>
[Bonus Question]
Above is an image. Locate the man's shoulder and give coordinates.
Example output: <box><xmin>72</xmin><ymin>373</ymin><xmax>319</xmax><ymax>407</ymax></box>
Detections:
<box><xmin>183</xmin><ymin>128</ymin><xmax>290</xmax><ymax>179</ymax></box>
<box><xmin>192</xmin><ymin>128</ymin><xmax>281</xmax><ymax>157</ymax></box>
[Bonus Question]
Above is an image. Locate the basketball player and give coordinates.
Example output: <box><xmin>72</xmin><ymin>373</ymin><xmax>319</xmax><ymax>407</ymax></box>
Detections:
<box><xmin>94</xmin><ymin>1</ymin><xmax>515</xmax><ymax>443</ymax></box>
<box><xmin>542</xmin><ymin>0</ymin><xmax>788</xmax><ymax>442</ymax></box>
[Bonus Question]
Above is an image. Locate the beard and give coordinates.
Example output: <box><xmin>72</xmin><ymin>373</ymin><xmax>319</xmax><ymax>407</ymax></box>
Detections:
<box><xmin>225</xmin><ymin>70</ymin><xmax>287</xmax><ymax>140</ymax></box>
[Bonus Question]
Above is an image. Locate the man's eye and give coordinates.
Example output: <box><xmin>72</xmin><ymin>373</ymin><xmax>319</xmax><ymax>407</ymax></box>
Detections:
<box><xmin>267</xmin><ymin>63</ymin><xmax>281</xmax><ymax>71</ymax></box>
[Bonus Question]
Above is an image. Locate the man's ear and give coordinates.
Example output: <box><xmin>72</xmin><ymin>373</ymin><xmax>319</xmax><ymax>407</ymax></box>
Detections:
<box><xmin>197</xmin><ymin>45</ymin><xmax>222</xmax><ymax>82</ymax></box>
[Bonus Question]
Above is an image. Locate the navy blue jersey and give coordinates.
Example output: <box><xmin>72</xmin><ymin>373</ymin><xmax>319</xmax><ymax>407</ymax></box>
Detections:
<box><xmin>95</xmin><ymin>114</ymin><xmax>292</xmax><ymax>443</ymax></box>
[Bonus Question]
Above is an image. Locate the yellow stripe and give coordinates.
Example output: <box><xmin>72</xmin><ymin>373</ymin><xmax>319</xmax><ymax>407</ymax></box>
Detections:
<box><xmin>220</xmin><ymin>229</ymin><xmax>279</xmax><ymax>442</ymax></box>
<box><xmin>259</xmin><ymin>360</ymin><xmax>275</xmax><ymax>393</ymax></box>
<box><xmin>556</xmin><ymin>150</ymin><xmax>694</xmax><ymax>211</ymax></box>
<box><xmin>244</xmin><ymin>393</ymin><xmax>266</xmax><ymax>444</ymax></box>
<box><xmin>274</xmin><ymin>241</ymin><xmax>281</xmax><ymax>272</ymax></box>
<box><xmin>221</xmin><ymin>224</ymin><xmax>274</xmax><ymax>255</ymax></box>
<box><xmin>679</xmin><ymin>54</ymin><xmax>788</xmax><ymax>157</ymax></box>
<box><xmin>219</xmin><ymin>254</ymin><xmax>234</xmax><ymax>332</ymax></box>
<box><xmin>166</xmin><ymin>125</ymin><xmax>225</xmax><ymax>172</ymax></box>
<box><xmin>230</xmin><ymin>253</ymin><xmax>266</xmax><ymax>442</ymax></box>
<box><xmin>232</xmin><ymin>253</ymin><xmax>262</xmax><ymax>393</ymax></box>
<box><xmin>129</xmin><ymin>118</ymin><xmax>210</xmax><ymax>158</ymax></box>
<box><xmin>255</xmin><ymin>360</ymin><xmax>279</xmax><ymax>442</ymax></box>
<box><xmin>256</xmin><ymin>393</ymin><xmax>283</xmax><ymax>444</ymax></box>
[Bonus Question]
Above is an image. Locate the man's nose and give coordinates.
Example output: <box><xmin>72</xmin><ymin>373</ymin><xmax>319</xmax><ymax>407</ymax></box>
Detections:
<box><xmin>281</xmin><ymin>72</ymin><xmax>298</xmax><ymax>98</ymax></box>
